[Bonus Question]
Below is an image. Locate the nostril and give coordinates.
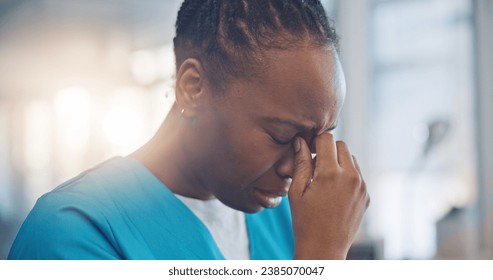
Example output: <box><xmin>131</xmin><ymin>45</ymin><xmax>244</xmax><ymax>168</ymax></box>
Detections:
<box><xmin>278</xmin><ymin>174</ymin><xmax>292</xmax><ymax>182</ymax></box>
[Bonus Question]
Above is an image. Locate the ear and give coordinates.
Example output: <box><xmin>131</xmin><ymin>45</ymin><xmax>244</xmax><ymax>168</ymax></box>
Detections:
<box><xmin>175</xmin><ymin>58</ymin><xmax>210</xmax><ymax>118</ymax></box>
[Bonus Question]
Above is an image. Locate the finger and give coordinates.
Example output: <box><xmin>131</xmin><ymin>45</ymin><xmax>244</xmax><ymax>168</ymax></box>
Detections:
<box><xmin>313</xmin><ymin>133</ymin><xmax>338</xmax><ymax>171</ymax></box>
<box><xmin>289</xmin><ymin>137</ymin><xmax>313</xmax><ymax>199</ymax></box>
<box><xmin>352</xmin><ymin>155</ymin><xmax>362</xmax><ymax>175</ymax></box>
<box><xmin>353</xmin><ymin>156</ymin><xmax>370</xmax><ymax>209</ymax></box>
<box><xmin>336</xmin><ymin>141</ymin><xmax>354</xmax><ymax>168</ymax></box>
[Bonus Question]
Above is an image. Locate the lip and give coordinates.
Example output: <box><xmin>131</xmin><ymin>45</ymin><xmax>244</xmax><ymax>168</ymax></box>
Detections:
<box><xmin>253</xmin><ymin>188</ymin><xmax>287</xmax><ymax>208</ymax></box>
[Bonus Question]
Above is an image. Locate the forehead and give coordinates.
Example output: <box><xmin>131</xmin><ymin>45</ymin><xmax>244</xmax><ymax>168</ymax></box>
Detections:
<box><xmin>225</xmin><ymin>47</ymin><xmax>345</xmax><ymax>133</ymax></box>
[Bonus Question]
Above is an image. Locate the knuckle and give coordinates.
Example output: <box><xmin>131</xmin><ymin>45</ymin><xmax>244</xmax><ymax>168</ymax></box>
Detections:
<box><xmin>294</xmin><ymin>157</ymin><xmax>307</xmax><ymax>170</ymax></box>
<box><xmin>360</xmin><ymin>179</ymin><xmax>367</xmax><ymax>192</ymax></box>
<box><xmin>348</xmin><ymin>172</ymin><xmax>362</xmax><ymax>186</ymax></box>
<box><xmin>315</xmin><ymin>168</ymin><xmax>339</xmax><ymax>181</ymax></box>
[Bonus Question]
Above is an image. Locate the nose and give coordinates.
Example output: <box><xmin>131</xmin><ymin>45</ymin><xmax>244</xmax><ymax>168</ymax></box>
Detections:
<box><xmin>276</xmin><ymin>138</ymin><xmax>317</xmax><ymax>180</ymax></box>
<box><xmin>275</xmin><ymin>146</ymin><xmax>296</xmax><ymax>180</ymax></box>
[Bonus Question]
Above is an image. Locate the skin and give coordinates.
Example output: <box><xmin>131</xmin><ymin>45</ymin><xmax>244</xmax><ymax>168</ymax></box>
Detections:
<box><xmin>131</xmin><ymin>45</ymin><xmax>369</xmax><ymax>259</ymax></box>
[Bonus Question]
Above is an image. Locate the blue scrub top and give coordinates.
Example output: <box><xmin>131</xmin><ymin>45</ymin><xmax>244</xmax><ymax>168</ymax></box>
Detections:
<box><xmin>8</xmin><ymin>157</ymin><xmax>294</xmax><ymax>260</ymax></box>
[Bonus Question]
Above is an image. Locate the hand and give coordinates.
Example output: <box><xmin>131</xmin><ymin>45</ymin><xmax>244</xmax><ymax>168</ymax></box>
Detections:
<box><xmin>288</xmin><ymin>133</ymin><xmax>370</xmax><ymax>260</ymax></box>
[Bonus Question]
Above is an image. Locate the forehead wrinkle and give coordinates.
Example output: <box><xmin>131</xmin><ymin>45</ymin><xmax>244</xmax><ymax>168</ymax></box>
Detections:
<box><xmin>265</xmin><ymin>116</ymin><xmax>337</xmax><ymax>144</ymax></box>
<box><xmin>264</xmin><ymin>116</ymin><xmax>315</xmax><ymax>132</ymax></box>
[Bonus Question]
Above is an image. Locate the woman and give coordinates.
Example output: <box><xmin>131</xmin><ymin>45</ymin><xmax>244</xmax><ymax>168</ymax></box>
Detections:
<box><xmin>9</xmin><ymin>0</ymin><xmax>369</xmax><ymax>260</ymax></box>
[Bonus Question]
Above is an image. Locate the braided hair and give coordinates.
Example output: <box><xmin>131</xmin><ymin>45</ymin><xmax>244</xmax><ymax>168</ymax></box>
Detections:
<box><xmin>173</xmin><ymin>0</ymin><xmax>339</xmax><ymax>93</ymax></box>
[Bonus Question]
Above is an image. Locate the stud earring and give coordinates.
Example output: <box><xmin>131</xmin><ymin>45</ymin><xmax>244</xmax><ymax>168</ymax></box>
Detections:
<box><xmin>179</xmin><ymin>108</ymin><xmax>196</xmax><ymax>126</ymax></box>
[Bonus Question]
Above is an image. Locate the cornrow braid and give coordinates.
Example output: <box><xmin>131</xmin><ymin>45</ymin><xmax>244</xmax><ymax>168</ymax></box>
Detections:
<box><xmin>173</xmin><ymin>0</ymin><xmax>339</xmax><ymax>93</ymax></box>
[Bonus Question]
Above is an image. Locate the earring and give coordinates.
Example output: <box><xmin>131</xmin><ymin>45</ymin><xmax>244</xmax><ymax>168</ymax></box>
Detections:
<box><xmin>180</xmin><ymin>108</ymin><xmax>197</xmax><ymax>127</ymax></box>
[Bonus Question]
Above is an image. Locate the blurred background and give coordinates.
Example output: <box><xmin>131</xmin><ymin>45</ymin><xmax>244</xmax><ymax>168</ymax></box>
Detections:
<box><xmin>0</xmin><ymin>0</ymin><xmax>492</xmax><ymax>260</ymax></box>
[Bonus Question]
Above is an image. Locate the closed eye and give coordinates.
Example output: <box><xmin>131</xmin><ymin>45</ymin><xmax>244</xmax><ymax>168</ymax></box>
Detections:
<box><xmin>271</xmin><ymin>135</ymin><xmax>293</xmax><ymax>146</ymax></box>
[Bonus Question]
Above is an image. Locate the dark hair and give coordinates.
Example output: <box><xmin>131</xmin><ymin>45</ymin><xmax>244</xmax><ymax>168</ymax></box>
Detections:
<box><xmin>173</xmin><ymin>0</ymin><xmax>339</xmax><ymax>92</ymax></box>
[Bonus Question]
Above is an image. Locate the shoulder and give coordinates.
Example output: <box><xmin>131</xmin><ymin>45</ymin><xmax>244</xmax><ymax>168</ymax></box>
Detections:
<box><xmin>8</xmin><ymin>157</ymin><xmax>140</xmax><ymax>259</ymax></box>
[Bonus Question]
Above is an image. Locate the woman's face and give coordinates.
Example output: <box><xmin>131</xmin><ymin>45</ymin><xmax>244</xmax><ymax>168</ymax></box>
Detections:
<box><xmin>189</xmin><ymin>47</ymin><xmax>346</xmax><ymax>213</ymax></box>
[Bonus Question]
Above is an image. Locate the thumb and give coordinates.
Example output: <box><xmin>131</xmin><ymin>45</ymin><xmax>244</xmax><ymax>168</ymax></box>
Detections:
<box><xmin>289</xmin><ymin>137</ymin><xmax>313</xmax><ymax>199</ymax></box>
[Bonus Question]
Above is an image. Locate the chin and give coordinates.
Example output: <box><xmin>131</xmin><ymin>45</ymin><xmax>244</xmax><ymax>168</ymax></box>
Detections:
<box><xmin>217</xmin><ymin>196</ymin><xmax>264</xmax><ymax>214</ymax></box>
<box><xmin>239</xmin><ymin>204</ymin><xmax>264</xmax><ymax>214</ymax></box>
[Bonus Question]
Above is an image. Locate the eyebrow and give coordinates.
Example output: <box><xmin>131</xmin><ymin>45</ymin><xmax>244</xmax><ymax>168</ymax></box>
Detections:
<box><xmin>265</xmin><ymin>117</ymin><xmax>337</xmax><ymax>133</ymax></box>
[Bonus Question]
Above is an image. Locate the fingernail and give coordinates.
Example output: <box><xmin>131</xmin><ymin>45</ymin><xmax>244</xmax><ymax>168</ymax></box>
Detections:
<box><xmin>294</xmin><ymin>138</ymin><xmax>301</xmax><ymax>153</ymax></box>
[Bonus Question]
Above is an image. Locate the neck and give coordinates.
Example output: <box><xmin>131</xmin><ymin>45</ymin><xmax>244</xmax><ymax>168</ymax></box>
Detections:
<box><xmin>130</xmin><ymin>104</ymin><xmax>213</xmax><ymax>200</ymax></box>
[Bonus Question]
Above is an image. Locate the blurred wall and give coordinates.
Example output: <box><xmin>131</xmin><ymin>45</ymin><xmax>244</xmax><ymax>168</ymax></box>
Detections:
<box><xmin>0</xmin><ymin>0</ymin><xmax>183</xmax><ymax>259</ymax></box>
<box><xmin>475</xmin><ymin>0</ymin><xmax>493</xmax><ymax>259</ymax></box>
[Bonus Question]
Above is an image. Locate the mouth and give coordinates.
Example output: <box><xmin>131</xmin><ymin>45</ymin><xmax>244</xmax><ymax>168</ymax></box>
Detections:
<box><xmin>253</xmin><ymin>188</ymin><xmax>287</xmax><ymax>208</ymax></box>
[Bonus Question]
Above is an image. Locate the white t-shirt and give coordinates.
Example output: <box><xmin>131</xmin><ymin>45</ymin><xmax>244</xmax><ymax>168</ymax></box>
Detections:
<box><xmin>175</xmin><ymin>194</ymin><xmax>250</xmax><ymax>260</ymax></box>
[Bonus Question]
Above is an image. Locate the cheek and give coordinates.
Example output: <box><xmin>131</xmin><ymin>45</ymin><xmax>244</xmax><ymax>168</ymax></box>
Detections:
<box><xmin>207</xmin><ymin>126</ymin><xmax>278</xmax><ymax>185</ymax></box>
<box><xmin>201</xmin><ymin>107</ymin><xmax>282</xmax><ymax>186</ymax></box>
<box><xmin>225</xmin><ymin>132</ymin><xmax>283</xmax><ymax>184</ymax></box>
